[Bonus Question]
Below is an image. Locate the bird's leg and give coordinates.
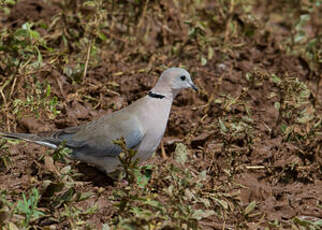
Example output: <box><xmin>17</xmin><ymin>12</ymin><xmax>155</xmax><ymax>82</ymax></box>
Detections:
<box><xmin>160</xmin><ymin>140</ymin><xmax>167</xmax><ymax>159</ymax></box>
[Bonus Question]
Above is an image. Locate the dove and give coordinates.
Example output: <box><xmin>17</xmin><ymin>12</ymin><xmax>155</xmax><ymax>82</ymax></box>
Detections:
<box><xmin>0</xmin><ymin>67</ymin><xmax>198</xmax><ymax>174</ymax></box>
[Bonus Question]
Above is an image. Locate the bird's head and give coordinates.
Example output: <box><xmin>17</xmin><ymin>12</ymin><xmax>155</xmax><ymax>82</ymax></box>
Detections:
<box><xmin>152</xmin><ymin>67</ymin><xmax>198</xmax><ymax>99</ymax></box>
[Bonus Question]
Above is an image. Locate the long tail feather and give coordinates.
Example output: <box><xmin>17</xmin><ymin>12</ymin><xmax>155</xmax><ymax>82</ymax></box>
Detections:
<box><xmin>0</xmin><ymin>132</ymin><xmax>58</xmax><ymax>149</ymax></box>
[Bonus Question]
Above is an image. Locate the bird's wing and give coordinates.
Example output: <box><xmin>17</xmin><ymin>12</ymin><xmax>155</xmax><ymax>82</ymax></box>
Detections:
<box><xmin>49</xmin><ymin>111</ymin><xmax>144</xmax><ymax>157</ymax></box>
<box><xmin>68</xmin><ymin>112</ymin><xmax>145</xmax><ymax>157</ymax></box>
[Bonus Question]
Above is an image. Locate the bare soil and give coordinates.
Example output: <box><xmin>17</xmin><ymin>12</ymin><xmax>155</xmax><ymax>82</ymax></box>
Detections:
<box><xmin>0</xmin><ymin>0</ymin><xmax>321</xmax><ymax>229</ymax></box>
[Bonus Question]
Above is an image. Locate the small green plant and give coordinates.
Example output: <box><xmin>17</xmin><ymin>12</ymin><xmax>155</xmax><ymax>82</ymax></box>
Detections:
<box><xmin>12</xmin><ymin>82</ymin><xmax>61</xmax><ymax>118</ymax></box>
<box><xmin>0</xmin><ymin>0</ymin><xmax>18</xmax><ymax>15</ymax></box>
<box><xmin>292</xmin><ymin>216</ymin><xmax>322</xmax><ymax>230</ymax></box>
<box><xmin>0</xmin><ymin>22</ymin><xmax>47</xmax><ymax>70</ymax></box>
<box><xmin>15</xmin><ymin>188</ymin><xmax>45</xmax><ymax>227</ymax></box>
<box><xmin>114</xmin><ymin>137</ymin><xmax>141</xmax><ymax>184</ymax></box>
<box><xmin>61</xmin><ymin>203</ymin><xmax>97</xmax><ymax>229</ymax></box>
<box><xmin>272</xmin><ymin>75</ymin><xmax>314</xmax><ymax>140</ymax></box>
<box><xmin>113</xmin><ymin>137</ymin><xmax>152</xmax><ymax>188</ymax></box>
<box><xmin>290</xmin><ymin>8</ymin><xmax>320</xmax><ymax>73</ymax></box>
<box><xmin>110</xmin><ymin>143</ymin><xmax>218</xmax><ymax>230</ymax></box>
<box><xmin>52</xmin><ymin>141</ymin><xmax>73</xmax><ymax>162</ymax></box>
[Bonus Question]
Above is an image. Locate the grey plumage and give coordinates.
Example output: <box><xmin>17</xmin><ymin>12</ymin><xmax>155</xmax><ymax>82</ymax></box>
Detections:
<box><xmin>0</xmin><ymin>67</ymin><xmax>197</xmax><ymax>173</ymax></box>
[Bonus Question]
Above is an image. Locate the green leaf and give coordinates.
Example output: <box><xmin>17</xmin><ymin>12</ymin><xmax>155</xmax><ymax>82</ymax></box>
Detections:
<box><xmin>244</xmin><ymin>201</ymin><xmax>256</xmax><ymax>215</ymax></box>
<box><xmin>192</xmin><ymin>209</ymin><xmax>215</xmax><ymax>220</ymax></box>
<box><xmin>78</xmin><ymin>192</ymin><xmax>94</xmax><ymax>201</ymax></box>
<box><xmin>213</xmin><ymin>198</ymin><xmax>228</xmax><ymax>210</ymax></box>
<box><xmin>274</xmin><ymin>102</ymin><xmax>280</xmax><ymax>111</ymax></box>
<box><xmin>60</xmin><ymin>188</ymin><xmax>74</xmax><ymax>202</ymax></box>
<box><xmin>245</xmin><ymin>72</ymin><xmax>252</xmax><ymax>81</ymax></box>
<box><xmin>280</xmin><ymin>124</ymin><xmax>287</xmax><ymax>133</ymax></box>
<box><xmin>135</xmin><ymin>168</ymin><xmax>151</xmax><ymax>188</ymax></box>
<box><xmin>83</xmin><ymin>1</ymin><xmax>96</xmax><ymax>7</ymax></box>
<box><xmin>5</xmin><ymin>0</ymin><xmax>16</xmax><ymax>5</ymax></box>
<box><xmin>314</xmin><ymin>219</ymin><xmax>322</xmax><ymax>226</ymax></box>
<box><xmin>293</xmin><ymin>216</ymin><xmax>315</xmax><ymax>227</ymax></box>
<box><xmin>271</xmin><ymin>74</ymin><xmax>281</xmax><ymax>84</ymax></box>
<box><xmin>46</xmin><ymin>84</ymin><xmax>51</xmax><ymax>97</ymax></box>
<box><xmin>218</xmin><ymin>118</ymin><xmax>228</xmax><ymax>133</ymax></box>
<box><xmin>143</xmin><ymin>200</ymin><xmax>162</xmax><ymax>209</ymax></box>
<box><xmin>29</xmin><ymin>30</ymin><xmax>40</xmax><ymax>39</ymax></box>
<box><xmin>97</xmin><ymin>31</ymin><xmax>107</xmax><ymax>41</ymax></box>
<box><xmin>295</xmin><ymin>32</ymin><xmax>305</xmax><ymax>43</ymax></box>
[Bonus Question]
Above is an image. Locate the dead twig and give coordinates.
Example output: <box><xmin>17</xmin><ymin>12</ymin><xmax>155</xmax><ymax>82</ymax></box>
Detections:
<box><xmin>137</xmin><ymin>0</ymin><xmax>149</xmax><ymax>29</ymax></box>
<box><xmin>0</xmin><ymin>75</ymin><xmax>14</xmax><ymax>106</ymax></box>
<box><xmin>82</xmin><ymin>38</ymin><xmax>92</xmax><ymax>84</ymax></box>
<box><xmin>224</xmin><ymin>0</ymin><xmax>235</xmax><ymax>43</ymax></box>
<box><xmin>9</xmin><ymin>76</ymin><xmax>17</xmax><ymax>99</ymax></box>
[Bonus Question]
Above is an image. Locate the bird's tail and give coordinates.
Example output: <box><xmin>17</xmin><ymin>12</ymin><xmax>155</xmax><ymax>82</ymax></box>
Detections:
<box><xmin>0</xmin><ymin>131</ymin><xmax>58</xmax><ymax>149</ymax></box>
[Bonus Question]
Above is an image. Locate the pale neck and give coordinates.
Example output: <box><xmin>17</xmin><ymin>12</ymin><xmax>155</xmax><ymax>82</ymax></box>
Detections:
<box><xmin>150</xmin><ymin>83</ymin><xmax>179</xmax><ymax>101</ymax></box>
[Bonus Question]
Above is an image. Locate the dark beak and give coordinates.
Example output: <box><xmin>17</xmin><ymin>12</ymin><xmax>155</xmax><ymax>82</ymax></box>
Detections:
<box><xmin>190</xmin><ymin>83</ymin><xmax>198</xmax><ymax>92</ymax></box>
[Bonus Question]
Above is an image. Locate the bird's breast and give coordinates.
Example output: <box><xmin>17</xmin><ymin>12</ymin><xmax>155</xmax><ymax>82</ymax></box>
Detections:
<box><xmin>135</xmin><ymin>98</ymin><xmax>172</xmax><ymax>160</ymax></box>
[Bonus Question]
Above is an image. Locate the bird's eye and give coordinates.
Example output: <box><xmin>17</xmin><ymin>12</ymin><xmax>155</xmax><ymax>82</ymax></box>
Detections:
<box><xmin>180</xmin><ymin>75</ymin><xmax>186</xmax><ymax>81</ymax></box>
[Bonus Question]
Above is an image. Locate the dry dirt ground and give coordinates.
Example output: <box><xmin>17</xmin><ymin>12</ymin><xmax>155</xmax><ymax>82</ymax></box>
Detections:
<box><xmin>0</xmin><ymin>0</ymin><xmax>321</xmax><ymax>229</ymax></box>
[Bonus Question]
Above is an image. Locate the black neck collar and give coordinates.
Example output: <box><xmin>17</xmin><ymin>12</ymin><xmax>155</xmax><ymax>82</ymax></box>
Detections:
<box><xmin>148</xmin><ymin>91</ymin><xmax>165</xmax><ymax>99</ymax></box>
